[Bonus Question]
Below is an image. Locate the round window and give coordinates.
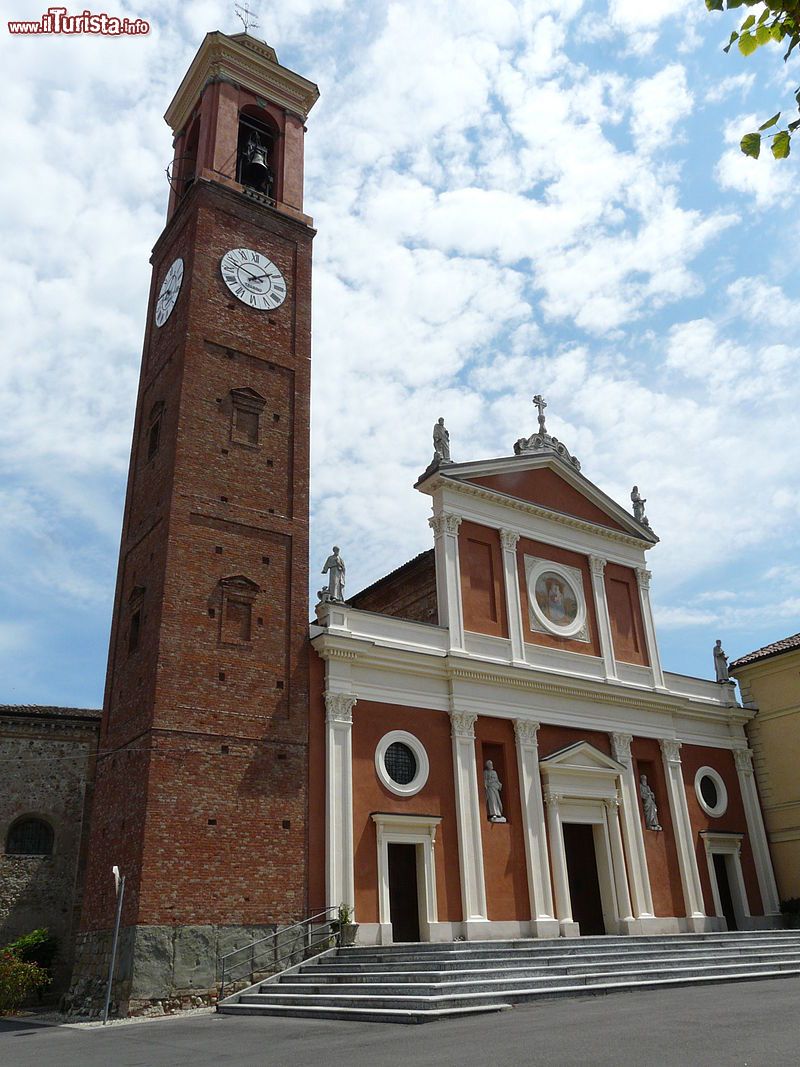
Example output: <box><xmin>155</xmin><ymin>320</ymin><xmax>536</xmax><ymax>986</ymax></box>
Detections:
<box><xmin>526</xmin><ymin>559</ymin><xmax>587</xmax><ymax>639</ymax></box>
<box><xmin>384</xmin><ymin>742</ymin><xmax>417</xmax><ymax>785</ymax></box>
<box><xmin>375</xmin><ymin>731</ymin><xmax>429</xmax><ymax>797</ymax></box>
<box><xmin>694</xmin><ymin>766</ymin><xmax>728</xmax><ymax>818</ymax></box>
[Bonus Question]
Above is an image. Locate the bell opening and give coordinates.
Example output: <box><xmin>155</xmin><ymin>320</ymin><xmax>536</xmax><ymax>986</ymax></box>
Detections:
<box><xmin>237</xmin><ymin>111</ymin><xmax>276</xmax><ymax>198</ymax></box>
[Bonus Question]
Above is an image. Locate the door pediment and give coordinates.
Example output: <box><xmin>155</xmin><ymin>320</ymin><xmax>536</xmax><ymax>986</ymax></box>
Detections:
<box><xmin>540</xmin><ymin>741</ymin><xmax>624</xmax><ymax>801</ymax></box>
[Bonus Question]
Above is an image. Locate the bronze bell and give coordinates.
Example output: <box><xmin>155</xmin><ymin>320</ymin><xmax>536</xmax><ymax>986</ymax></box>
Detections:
<box><xmin>247</xmin><ymin>135</ymin><xmax>270</xmax><ymax>173</ymax></box>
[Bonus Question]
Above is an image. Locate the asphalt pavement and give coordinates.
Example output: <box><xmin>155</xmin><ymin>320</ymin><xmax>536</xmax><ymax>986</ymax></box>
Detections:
<box><xmin>2</xmin><ymin>976</ymin><xmax>799</xmax><ymax>1066</ymax></box>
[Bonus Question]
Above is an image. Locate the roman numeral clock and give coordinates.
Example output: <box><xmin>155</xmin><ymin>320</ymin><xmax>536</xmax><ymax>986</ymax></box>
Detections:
<box><xmin>221</xmin><ymin>247</ymin><xmax>287</xmax><ymax>310</ymax></box>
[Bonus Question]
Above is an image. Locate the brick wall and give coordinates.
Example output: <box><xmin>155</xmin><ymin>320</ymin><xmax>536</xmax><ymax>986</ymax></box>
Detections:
<box><xmin>349</xmin><ymin>549</ymin><xmax>438</xmax><ymax>625</ymax></box>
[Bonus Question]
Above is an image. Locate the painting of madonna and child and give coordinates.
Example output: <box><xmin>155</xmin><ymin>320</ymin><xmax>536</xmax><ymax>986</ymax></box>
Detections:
<box><xmin>534</xmin><ymin>571</ymin><xmax>580</xmax><ymax>628</ymax></box>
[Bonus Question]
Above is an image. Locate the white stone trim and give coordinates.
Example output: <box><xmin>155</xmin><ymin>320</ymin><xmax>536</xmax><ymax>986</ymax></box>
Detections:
<box><xmin>610</xmin><ymin>731</ymin><xmax>654</xmax><ymax>918</ymax></box>
<box><xmin>371</xmin><ymin>813</ymin><xmax>441</xmax><ymax>942</ymax></box>
<box><xmin>325</xmin><ymin>691</ymin><xmax>356</xmax><ymax>917</ymax></box>
<box><xmin>449</xmin><ymin>710</ymin><xmax>488</xmax><ymax>925</ymax></box>
<box><xmin>524</xmin><ymin>556</ymin><xmax>589</xmax><ymax>642</ymax></box>
<box><xmin>514</xmin><ymin>719</ymin><xmax>558</xmax><ymax>934</ymax></box>
<box><xmin>732</xmin><ymin>747</ymin><xmax>781</xmax><ymax>916</ymax></box>
<box><xmin>375</xmin><ymin>730</ymin><xmax>430</xmax><ymax>797</ymax></box>
<box><xmin>589</xmin><ymin>556</ymin><xmax>617</xmax><ymax>681</ymax></box>
<box><xmin>659</xmin><ymin>739</ymin><xmax>706</xmax><ymax>922</ymax></box>
<box><xmin>636</xmin><ymin>567</ymin><xmax>666</xmax><ymax>689</ymax></box>
<box><xmin>500</xmin><ymin>529</ymin><xmax>526</xmax><ymax>665</ymax></box>
<box><xmin>429</xmin><ymin>511</ymin><xmax>465</xmax><ymax>653</ymax></box>
<box><xmin>694</xmin><ymin>765</ymin><xmax>728</xmax><ymax>818</ymax></box>
<box><xmin>700</xmin><ymin>831</ymin><xmax>750</xmax><ymax>929</ymax></box>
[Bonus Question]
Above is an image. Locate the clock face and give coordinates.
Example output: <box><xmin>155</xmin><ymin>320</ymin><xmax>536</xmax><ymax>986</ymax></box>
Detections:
<box><xmin>220</xmin><ymin>248</ymin><xmax>287</xmax><ymax>311</ymax></box>
<box><xmin>154</xmin><ymin>257</ymin><xmax>184</xmax><ymax>327</ymax></box>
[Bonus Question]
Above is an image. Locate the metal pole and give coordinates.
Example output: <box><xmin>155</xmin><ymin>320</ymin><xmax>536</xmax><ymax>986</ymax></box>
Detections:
<box><xmin>102</xmin><ymin>871</ymin><xmax>126</xmax><ymax>1025</ymax></box>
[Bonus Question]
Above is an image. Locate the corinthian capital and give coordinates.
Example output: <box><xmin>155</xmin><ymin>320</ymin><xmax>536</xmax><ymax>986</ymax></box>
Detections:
<box><xmin>636</xmin><ymin>567</ymin><xmax>652</xmax><ymax>590</ymax></box>
<box><xmin>450</xmin><ymin>711</ymin><xmax>477</xmax><ymax>739</ymax></box>
<box><xmin>589</xmin><ymin>555</ymin><xmax>607</xmax><ymax>577</ymax></box>
<box><xmin>733</xmin><ymin>747</ymin><xmax>754</xmax><ymax>774</ymax></box>
<box><xmin>514</xmin><ymin>719</ymin><xmax>541</xmax><ymax>746</ymax></box>
<box><xmin>610</xmin><ymin>732</ymin><xmax>633</xmax><ymax>766</ymax></box>
<box><xmin>659</xmin><ymin>738</ymin><xmax>682</xmax><ymax>764</ymax></box>
<box><xmin>325</xmin><ymin>691</ymin><xmax>357</xmax><ymax>725</ymax></box>
<box><xmin>429</xmin><ymin>513</ymin><xmax>462</xmax><ymax>538</ymax></box>
<box><xmin>500</xmin><ymin>528</ymin><xmax>520</xmax><ymax>551</ymax></box>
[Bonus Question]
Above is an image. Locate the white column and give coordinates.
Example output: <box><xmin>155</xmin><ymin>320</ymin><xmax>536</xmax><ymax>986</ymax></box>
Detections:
<box><xmin>450</xmin><ymin>711</ymin><xmax>488</xmax><ymax>932</ymax></box>
<box><xmin>430</xmin><ymin>513</ymin><xmax>465</xmax><ymax>653</ymax></box>
<box><xmin>589</xmin><ymin>556</ymin><xmax>617</xmax><ymax>681</ymax></box>
<box><xmin>605</xmin><ymin>797</ymin><xmax>635</xmax><ymax>922</ymax></box>
<box><xmin>514</xmin><ymin>720</ymin><xmax>558</xmax><ymax>936</ymax></box>
<box><xmin>544</xmin><ymin>791</ymin><xmax>579</xmax><ymax>937</ymax></box>
<box><xmin>734</xmin><ymin>747</ymin><xmax>781</xmax><ymax>916</ymax></box>
<box><xmin>500</xmin><ymin>529</ymin><xmax>526</xmax><ymax>665</ymax></box>
<box><xmin>660</xmin><ymin>739</ymin><xmax>706</xmax><ymax>926</ymax></box>
<box><xmin>325</xmin><ymin>692</ymin><xmax>356</xmax><ymax>917</ymax></box>
<box><xmin>610</xmin><ymin>732</ymin><xmax>654</xmax><ymax>919</ymax></box>
<box><xmin>636</xmin><ymin>568</ymin><xmax>666</xmax><ymax>689</ymax></box>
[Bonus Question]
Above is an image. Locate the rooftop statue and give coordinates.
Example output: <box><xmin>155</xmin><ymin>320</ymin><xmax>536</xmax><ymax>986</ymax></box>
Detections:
<box><xmin>713</xmin><ymin>639</ymin><xmax>730</xmax><ymax>683</ymax></box>
<box><xmin>513</xmin><ymin>393</ymin><xmax>582</xmax><ymax>471</ymax></box>
<box><xmin>630</xmin><ymin>485</ymin><xmax>651</xmax><ymax>528</ymax></box>
<box><xmin>432</xmin><ymin>417</ymin><xmax>452</xmax><ymax>464</ymax></box>
<box><xmin>318</xmin><ymin>546</ymin><xmax>346</xmax><ymax>604</ymax></box>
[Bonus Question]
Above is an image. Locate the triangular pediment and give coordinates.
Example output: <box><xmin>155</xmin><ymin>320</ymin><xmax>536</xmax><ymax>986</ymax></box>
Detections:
<box><xmin>540</xmin><ymin>741</ymin><xmax>624</xmax><ymax>774</ymax></box>
<box><xmin>417</xmin><ymin>453</ymin><xmax>656</xmax><ymax>542</ymax></box>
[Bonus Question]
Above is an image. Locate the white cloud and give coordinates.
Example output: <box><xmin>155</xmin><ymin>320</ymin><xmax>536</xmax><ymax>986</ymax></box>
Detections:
<box><xmin>630</xmin><ymin>65</ymin><xmax>694</xmax><ymax>155</ymax></box>
<box><xmin>706</xmin><ymin>72</ymin><xmax>755</xmax><ymax>104</ymax></box>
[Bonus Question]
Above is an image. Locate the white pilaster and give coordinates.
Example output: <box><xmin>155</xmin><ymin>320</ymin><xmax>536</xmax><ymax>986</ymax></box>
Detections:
<box><xmin>500</xmin><ymin>529</ymin><xmax>526</xmax><ymax>665</ymax></box>
<box><xmin>610</xmin><ymin>732</ymin><xmax>654</xmax><ymax>919</ymax></box>
<box><xmin>430</xmin><ymin>512</ymin><xmax>465</xmax><ymax>653</ymax></box>
<box><xmin>733</xmin><ymin>747</ymin><xmax>781</xmax><ymax>916</ymax></box>
<box><xmin>636</xmin><ymin>568</ymin><xmax>666</xmax><ymax>689</ymax></box>
<box><xmin>325</xmin><ymin>691</ymin><xmax>356</xmax><ymax>917</ymax></box>
<box><xmin>589</xmin><ymin>556</ymin><xmax>617</xmax><ymax>681</ymax></box>
<box><xmin>450</xmin><ymin>711</ymin><xmax>488</xmax><ymax>931</ymax></box>
<box><xmin>514</xmin><ymin>720</ymin><xmax>558</xmax><ymax>936</ymax></box>
<box><xmin>660</xmin><ymin>739</ymin><xmax>706</xmax><ymax>925</ymax></box>
<box><xmin>544</xmin><ymin>791</ymin><xmax>579</xmax><ymax>937</ymax></box>
<box><xmin>605</xmin><ymin>797</ymin><xmax>635</xmax><ymax>922</ymax></box>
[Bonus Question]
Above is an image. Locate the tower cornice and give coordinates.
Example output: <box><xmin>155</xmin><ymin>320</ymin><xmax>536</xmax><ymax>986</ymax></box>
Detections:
<box><xmin>165</xmin><ymin>31</ymin><xmax>320</xmax><ymax>135</ymax></box>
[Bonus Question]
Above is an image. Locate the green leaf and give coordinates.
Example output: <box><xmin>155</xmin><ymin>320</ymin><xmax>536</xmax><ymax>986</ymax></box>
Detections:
<box><xmin>771</xmin><ymin>130</ymin><xmax>791</xmax><ymax>158</ymax></box>
<box><xmin>740</xmin><ymin>131</ymin><xmax>762</xmax><ymax>158</ymax></box>
<box><xmin>770</xmin><ymin>22</ymin><xmax>785</xmax><ymax>41</ymax></box>
<box><xmin>741</xmin><ymin>14</ymin><xmax>756</xmax><ymax>30</ymax></box>
<box><xmin>738</xmin><ymin>31</ymin><xmax>759</xmax><ymax>55</ymax></box>
<box><xmin>757</xmin><ymin>8</ymin><xmax>770</xmax><ymax>24</ymax></box>
<box><xmin>705</xmin><ymin>0</ymin><xmax>723</xmax><ymax>9</ymax></box>
<box><xmin>723</xmin><ymin>30</ymin><xmax>739</xmax><ymax>52</ymax></box>
<box><xmin>758</xmin><ymin>112</ymin><xmax>781</xmax><ymax>130</ymax></box>
<box><xmin>755</xmin><ymin>23</ymin><xmax>771</xmax><ymax>43</ymax></box>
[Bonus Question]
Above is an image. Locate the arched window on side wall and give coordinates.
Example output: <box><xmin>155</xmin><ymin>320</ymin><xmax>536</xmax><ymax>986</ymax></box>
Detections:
<box><xmin>6</xmin><ymin>817</ymin><xmax>54</xmax><ymax>856</ymax></box>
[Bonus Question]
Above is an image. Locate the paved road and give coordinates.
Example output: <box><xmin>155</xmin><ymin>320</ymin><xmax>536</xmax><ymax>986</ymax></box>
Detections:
<box><xmin>2</xmin><ymin>978</ymin><xmax>799</xmax><ymax>1066</ymax></box>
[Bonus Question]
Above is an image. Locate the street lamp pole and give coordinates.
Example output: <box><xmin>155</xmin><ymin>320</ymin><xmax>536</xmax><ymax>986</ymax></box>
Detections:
<box><xmin>102</xmin><ymin>865</ymin><xmax>126</xmax><ymax>1025</ymax></box>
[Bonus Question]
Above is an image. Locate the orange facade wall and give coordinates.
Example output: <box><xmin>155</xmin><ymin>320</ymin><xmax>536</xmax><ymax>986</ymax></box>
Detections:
<box><xmin>604</xmin><ymin>562</ymin><xmax>649</xmax><ymax>667</ymax></box>
<box><xmin>680</xmin><ymin>745</ymin><xmax>764</xmax><ymax>916</ymax></box>
<box><xmin>517</xmin><ymin>537</ymin><xmax>602</xmax><ymax>657</ymax></box>
<box><xmin>631</xmin><ymin>737</ymin><xmax>684</xmax><ymax>917</ymax></box>
<box><xmin>351</xmin><ymin>702</ymin><xmax>463</xmax><ymax>924</ymax></box>
<box><xmin>459</xmin><ymin>521</ymin><xmax>508</xmax><ymax>638</ymax></box>
<box><xmin>470</xmin><ymin>467</ymin><xmax>627</xmax><ymax>532</ymax></box>
<box><xmin>475</xmin><ymin>716</ymin><xmax>530</xmax><ymax>921</ymax></box>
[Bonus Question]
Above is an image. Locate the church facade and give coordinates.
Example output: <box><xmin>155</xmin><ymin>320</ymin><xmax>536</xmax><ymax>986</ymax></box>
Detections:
<box><xmin>309</xmin><ymin>425</ymin><xmax>781</xmax><ymax>944</ymax></box>
<box><xmin>62</xmin><ymin>30</ymin><xmax>781</xmax><ymax>1014</ymax></box>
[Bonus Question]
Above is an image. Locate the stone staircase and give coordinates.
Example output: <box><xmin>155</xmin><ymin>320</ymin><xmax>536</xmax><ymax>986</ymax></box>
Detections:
<box><xmin>217</xmin><ymin>930</ymin><xmax>800</xmax><ymax>1024</ymax></box>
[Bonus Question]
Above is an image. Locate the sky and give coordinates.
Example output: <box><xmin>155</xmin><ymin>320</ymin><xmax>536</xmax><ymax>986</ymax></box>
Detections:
<box><xmin>1</xmin><ymin>0</ymin><xmax>798</xmax><ymax>708</ymax></box>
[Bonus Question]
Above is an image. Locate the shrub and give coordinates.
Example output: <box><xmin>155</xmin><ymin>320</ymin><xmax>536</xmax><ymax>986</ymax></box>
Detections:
<box><xmin>2</xmin><ymin>929</ymin><xmax>58</xmax><ymax>970</ymax></box>
<box><xmin>0</xmin><ymin>952</ymin><xmax>51</xmax><ymax>1014</ymax></box>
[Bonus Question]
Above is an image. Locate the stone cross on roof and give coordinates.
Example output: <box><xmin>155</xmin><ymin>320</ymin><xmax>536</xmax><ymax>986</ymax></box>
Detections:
<box><xmin>513</xmin><ymin>393</ymin><xmax>581</xmax><ymax>471</ymax></box>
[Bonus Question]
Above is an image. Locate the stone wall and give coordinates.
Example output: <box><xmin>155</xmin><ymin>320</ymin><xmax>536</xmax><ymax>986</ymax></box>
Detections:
<box><xmin>0</xmin><ymin>707</ymin><xmax>99</xmax><ymax>997</ymax></box>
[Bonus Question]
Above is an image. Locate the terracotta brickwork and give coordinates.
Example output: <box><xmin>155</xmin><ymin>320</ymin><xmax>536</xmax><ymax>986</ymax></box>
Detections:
<box><xmin>79</xmin><ymin>174</ymin><xmax>314</xmax><ymax>947</ymax></box>
<box><xmin>349</xmin><ymin>550</ymin><xmax>438</xmax><ymax>625</ymax></box>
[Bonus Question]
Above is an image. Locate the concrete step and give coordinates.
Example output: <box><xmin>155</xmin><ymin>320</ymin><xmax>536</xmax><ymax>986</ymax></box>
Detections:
<box><xmin>216</xmin><ymin>1001</ymin><xmax>512</xmax><ymax>1024</ymax></box>
<box><xmin>285</xmin><ymin>950</ymin><xmax>800</xmax><ymax>985</ymax></box>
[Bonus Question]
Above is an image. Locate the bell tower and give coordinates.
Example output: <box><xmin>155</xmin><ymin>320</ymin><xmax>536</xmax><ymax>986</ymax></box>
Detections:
<box><xmin>70</xmin><ymin>32</ymin><xmax>319</xmax><ymax>1014</ymax></box>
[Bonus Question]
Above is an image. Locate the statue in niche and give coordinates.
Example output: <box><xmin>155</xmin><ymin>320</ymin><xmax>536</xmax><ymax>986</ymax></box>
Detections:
<box><xmin>631</xmin><ymin>486</ymin><xmax>650</xmax><ymax>527</ymax></box>
<box><xmin>713</xmin><ymin>639</ymin><xmax>730</xmax><ymax>683</ymax></box>
<box><xmin>639</xmin><ymin>774</ymin><xmax>662</xmax><ymax>831</ymax></box>
<box><xmin>432</xmin><ymin>417</ymin><xmax>451</xmax><ymax>464</ymax></box>
<box><xmin>484</xmin><ymin>760</ymin><xmax>506</xmax><ymax>823</ymax></box>
<box><xmin>319</xmin><ymin>546</ymin><xmax>346</xmax><ymax>603</ymax></box>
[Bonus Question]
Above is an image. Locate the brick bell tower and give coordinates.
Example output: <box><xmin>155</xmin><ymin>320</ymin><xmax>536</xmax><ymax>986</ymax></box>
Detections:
<box><xmin>69</xmin><ymin>32</ymin><xmax>319</xmax><ymax>1014</ymax></box>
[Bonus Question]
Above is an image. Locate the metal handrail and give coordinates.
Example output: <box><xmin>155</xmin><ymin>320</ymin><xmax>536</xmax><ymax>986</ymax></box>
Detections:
<box><xmin>218</xmin><ymin>907</ymin><xmax>340</xmax><ymax>1000</ymax></box>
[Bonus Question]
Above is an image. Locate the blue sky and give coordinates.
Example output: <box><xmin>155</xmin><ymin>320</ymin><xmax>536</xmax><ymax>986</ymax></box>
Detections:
<box><xmin>1</xmin><ymin>0</ymin><xmax>798</xmax><ymax>708</ymax></box>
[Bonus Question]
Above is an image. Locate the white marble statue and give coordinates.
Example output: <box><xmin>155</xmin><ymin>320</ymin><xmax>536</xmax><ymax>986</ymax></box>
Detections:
<box><xmin>320</xmin><ymin>546</ymin><xmax>346</xmax><ymax>603</ymax></box>
<box><xmin>713</xmin><ymin>639</ymin><xmax>730</xmax><ymax>683</ymax></box>
<box><xmin>631</xmin><ymin>485</ymin><xmax>650</xmax><ymax>527</ymax></box>
<box><xmin>433</xmin><ymin>417</ymin><xmax>451</xmax><ymax>464</ymax></box>
<box><xmin>484</xmin><ymin>761</ymin><xmax>506</xmax><ymax>823</ymax></box>
<box><xmin>639</xmin><ymin>774</ymin><xmax>662</xmax><ymax>831</ymax></box>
